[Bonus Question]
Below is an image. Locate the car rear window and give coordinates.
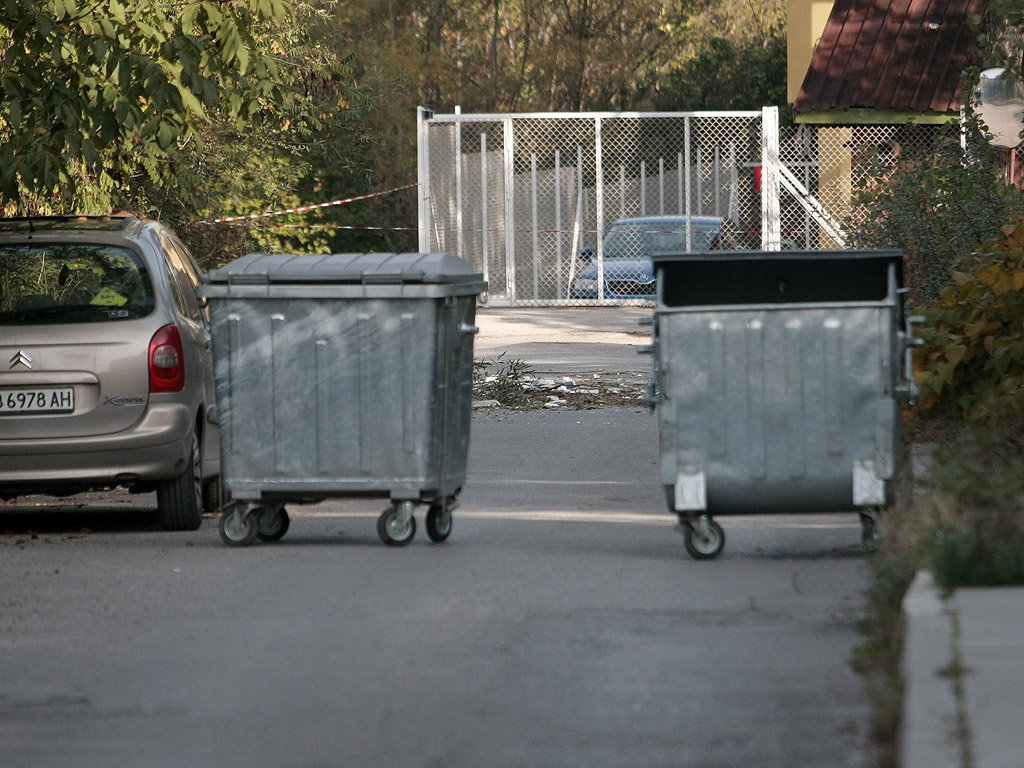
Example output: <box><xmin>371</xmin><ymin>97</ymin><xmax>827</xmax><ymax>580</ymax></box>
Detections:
<box><xmin>0</xmin><ymin>244</ymin><xmax>155</xmax><ymax>325</ymax></box>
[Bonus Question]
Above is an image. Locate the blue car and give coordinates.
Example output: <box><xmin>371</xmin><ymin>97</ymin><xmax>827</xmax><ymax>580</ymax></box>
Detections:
<box><xmin>570</xmin><ymin>216</ymin><xmax>726</xmax><ymax>300</ymax></box>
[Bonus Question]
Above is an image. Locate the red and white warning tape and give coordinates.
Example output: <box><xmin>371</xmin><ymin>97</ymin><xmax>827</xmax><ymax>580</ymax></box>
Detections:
<box><xmin>264</xmin><ymin>224</ymin><xmax>419</xmax><ymax>232</ymax></box>
<box><xmin>196</xmin><ymin>182</ymin><xmax>418</xmax><ymax>225</ymax></box>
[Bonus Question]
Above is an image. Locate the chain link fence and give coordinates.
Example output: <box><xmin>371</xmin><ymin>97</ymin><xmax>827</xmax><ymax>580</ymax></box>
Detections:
<box><xmin>418</xmin><ymin>108</ymin><xmax>957</xmax><ymax>306</ymax></box>
<box><xmin>419</xmin><ymin>110</ymin><xmax>770</xmax><ymax>306</ymax></box>
<box><xmin>778</xmin><ymin>122</ymin><xmax>950</xmax><ymax>250</ymax></box>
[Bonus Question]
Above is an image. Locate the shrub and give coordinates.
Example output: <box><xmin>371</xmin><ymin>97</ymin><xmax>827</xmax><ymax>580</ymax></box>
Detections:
<box><xmin>849</xmin><ymin>116</ymin><xmax>1022</xmax><ymax>305</ymax></box>
<box><xmin>912</xmin><ymin>217</ymin><xmax>1024</xmax><ymax>421</ymax></box>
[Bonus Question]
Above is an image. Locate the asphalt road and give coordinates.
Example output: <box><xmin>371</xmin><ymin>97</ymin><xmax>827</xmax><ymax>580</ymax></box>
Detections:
<box><xmin>0</xmin><ymin>406</ymin><xmax>874</xmax><ymax>768</ymax></box>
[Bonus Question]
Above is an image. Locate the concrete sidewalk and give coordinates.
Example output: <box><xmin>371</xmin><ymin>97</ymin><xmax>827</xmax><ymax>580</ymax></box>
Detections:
<box><xmin>475</xmin><ymin>306</ymin><xmax>653</xmax><ymax>377</ymax></box>
<box><xmin>901</xmin><ymin>572</ymin><xmax>1024</xmax><ymax>768</ymax></box>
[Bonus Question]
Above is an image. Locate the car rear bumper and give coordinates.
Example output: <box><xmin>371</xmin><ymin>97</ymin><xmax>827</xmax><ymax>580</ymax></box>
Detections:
<box><xmin>0</xmin><ymin>404</ymin><xmax>195</xmax><ymax>492</ymax></box>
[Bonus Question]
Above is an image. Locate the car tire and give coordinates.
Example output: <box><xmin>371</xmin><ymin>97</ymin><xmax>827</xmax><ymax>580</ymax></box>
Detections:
<box><xmin>157</xmin><ymin>430</ymin><xmax>203</xmax><ymax>531</ymax></box>
<box><xmin>202</xmin><ymin>475</ymin><xmax>225</xmax><ymax>514</ymax></box>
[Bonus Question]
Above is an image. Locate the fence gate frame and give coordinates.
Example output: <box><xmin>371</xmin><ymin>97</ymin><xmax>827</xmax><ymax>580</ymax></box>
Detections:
<box><xmin>418</xmin><ymin>106</ymin><xmax>841</xmax><ymax>306</ymax></box>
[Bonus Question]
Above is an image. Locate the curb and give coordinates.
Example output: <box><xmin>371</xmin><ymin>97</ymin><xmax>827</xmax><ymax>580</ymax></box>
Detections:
<box><xmin>900</xmin><ymin>570</ymin><xmax>962</xmax><ymax>768</ymax></box>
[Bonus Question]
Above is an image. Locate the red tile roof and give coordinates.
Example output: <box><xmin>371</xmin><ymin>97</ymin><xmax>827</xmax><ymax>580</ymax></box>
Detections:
<box><xmin>794</xmin><ymin>0</ymin><xmax>985</xmax><ymax>115</ymax></box>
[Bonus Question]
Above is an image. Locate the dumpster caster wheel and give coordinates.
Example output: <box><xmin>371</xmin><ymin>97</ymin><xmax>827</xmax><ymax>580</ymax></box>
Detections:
<box><xmin>257</xmin><ymin>506</ymin><xmax>290</xmax><ymax>542</ymax></box>
<box><xmin>219</xmin><ymin>508</ymin><xmax>258</xmax><ymax>547</ymax></box>
<box><xmin>426</xmin><ymin>504</ymin><xmax>452</xmax><ymax>543</ymax></box>
<box><xmin>860</xmin><ymin>510</ymin><xmax>882</xmax><ymax>552</ymax></box>
<box><xmin>377</xmin><ymin>504</ymin><xmax>416</xmax><ymax>546</ymax></box>
<box><xmin>682</xmin><ymin>516</ymin><xmax>725</xmax><ymax>560</ymax></box>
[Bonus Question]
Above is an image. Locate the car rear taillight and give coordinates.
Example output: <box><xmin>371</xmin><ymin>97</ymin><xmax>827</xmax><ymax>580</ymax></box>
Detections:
<box><xmin>149</xmin><ymin>324</ymin><xmax>185</xmax><ymax>392</ymax></box>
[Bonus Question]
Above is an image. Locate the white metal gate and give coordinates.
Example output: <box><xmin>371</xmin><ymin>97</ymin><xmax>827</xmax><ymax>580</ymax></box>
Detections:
<box><xmin>417</xmin><ymin>107</ymin><xmax>841</xmax><ymax>306</ymax></box>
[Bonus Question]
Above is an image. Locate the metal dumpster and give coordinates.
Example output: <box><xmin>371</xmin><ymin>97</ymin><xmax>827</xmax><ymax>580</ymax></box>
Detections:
<box><xmin>645</xmin><ymin>249</ymin><xmax>919</xmax><ymax>559</ymax></box>
<box><xmin>200</xmin><ymin>252</ymin><xmax>486</xmax><ymax>547</ymax></box>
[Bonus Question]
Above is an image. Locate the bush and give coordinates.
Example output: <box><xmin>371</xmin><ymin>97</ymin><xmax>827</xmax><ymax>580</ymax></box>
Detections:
<box><xmin>912</xmin><ymin>217</ymin><xmax>1024</xmax><ymax>421</ymax></box>
<box><xmin>849</xmin><ymin>116</ymin><xmax>1023</xmax><ymax>305</ymax></box>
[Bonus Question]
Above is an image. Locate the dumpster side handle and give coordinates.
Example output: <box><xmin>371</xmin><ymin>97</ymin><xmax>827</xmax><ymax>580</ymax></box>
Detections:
<box><xmin>896</xmin><ymin>314</ymin><xmax>925</xmax><ymax>404</ymax></box>
<box><xmin>642</xmin><ymin>315</ymin><xmax>662</xmax><ymax>411</ymax></box>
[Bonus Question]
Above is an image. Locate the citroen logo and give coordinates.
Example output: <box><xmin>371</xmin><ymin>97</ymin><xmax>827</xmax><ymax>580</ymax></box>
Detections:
<box><xmin>9</xmin><ymin>350</ymin><xmax>32</xmax><ymax>370</ymax></box>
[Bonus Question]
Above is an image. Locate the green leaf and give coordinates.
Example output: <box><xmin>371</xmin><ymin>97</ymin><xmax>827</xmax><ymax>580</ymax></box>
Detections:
<box><xmin>109</xmin><ymin>0</ymin><xmax>126</xmax><ymax>25</ymax></box>
<box><xmin>201</xmin><ymin>1</ymin><xmax>222</xmax><ymax>26</ymax></box>
<box><xmin>235</xmin><ymin>41</ymin><xmax>249</xmax><ymax>73</ymax></box>
<box><xmin>181</xmin><ymin>3</ymin><xmax>199</xmax><ymax>31</ymax></box>
<box><xmin>172</xmin><ymin>84</ymin><xmax>200</xmax><ymax>116</ymax></box>
<box><xmin>156</xmin><ymin>120</ymin><xmax>176</xmax><ymax>150</ymax></box>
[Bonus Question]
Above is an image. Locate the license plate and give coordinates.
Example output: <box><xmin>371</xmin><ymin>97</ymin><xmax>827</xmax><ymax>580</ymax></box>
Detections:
<box><xmin>0</xmin><ymin>387</ymin><xmax>75</xmax><ymax>415</ymax></box>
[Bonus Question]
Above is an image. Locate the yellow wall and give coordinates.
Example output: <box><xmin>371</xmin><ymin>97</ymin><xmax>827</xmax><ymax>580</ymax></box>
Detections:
<box><xmin>817</xmin><ymin>126</ymin><xmax>852</xmax><ymax>248</ymax></box>
<box><xmin>788</xmin><ymin>0</ymin><xmax>836</xmax><ymax>104</ymax></box>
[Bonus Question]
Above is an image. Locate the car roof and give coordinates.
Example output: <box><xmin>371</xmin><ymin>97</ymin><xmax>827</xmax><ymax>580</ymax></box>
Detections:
<box><xmin>0</xmin><ymin>215</ymin><xmax>148</xmax><ymax>237</ymax></box>
<box><xmin>608</xmin><ymin>215</ymin><xmax>724</xmax><ymax>231</ymax></box>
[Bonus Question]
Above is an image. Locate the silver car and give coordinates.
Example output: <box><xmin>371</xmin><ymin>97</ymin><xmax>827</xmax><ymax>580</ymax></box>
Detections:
<box><xmin>0</xmin><ymin>215</ymin><xmax>220</xmax><ymax>529</ymax></box>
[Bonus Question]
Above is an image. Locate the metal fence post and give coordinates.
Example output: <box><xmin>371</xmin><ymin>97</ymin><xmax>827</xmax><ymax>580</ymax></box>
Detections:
<box><xmin>659</xmin><ymin>157</ymin><xmax>666</xmax><ymax>215</ymax></box>
<box><xmin>567</xmin><ymin>144</ymin><xmax>584</xmax><ymax>299</ymax></box>
<box><xmin>640</xmin><ymin>160</ymin><xmax>647</xmax><ymax>216</ymax></box>
<box><xmin>555</xmin><ymin>148</ymin><xmax>563</xmax><ymax>298</ymax></box>
<box><xmin>685</xmin><ymin>117</ymin><xmax>692</xmax><ymax>252</ymax></box>
<box><xmin>594</xmin><ymin>116</ymin><xmax>605</xmax><ymax>301</ymax></box>
<box><xmin>696</xmin><ymin>147</ymin><xmax>702</xmax><ymax>214</ymax></box>
<box><xmin>503</xmin><ymin>116</ymin><xmax>516</xmax><ymax>303</ymax></box>
<box><xmin>454</xmin><ymin>107</ymin><xmax>464</xmax><ymax>262</ymax></box>
<box><xmin>416</xmin><ymin>106</ymin><xmax>432</xmax><ymax>253</ymax></box>
<box><xmin>729</xmin><ymin>142</ymin><xmax>739</xmax><ymax>225</ymax></box>
<box><xmin>531</xmin><ymin>152</ymin><xmax>539</xmax><ymax>300</ymax></box>
<box><xmin>481</xmin><ymin>132</ymin><xmax>490</xmax><ymax>285</ymax></box>
<box><xmin>677</xmin><ymin>152</ymin><xmax>684</xmax><ymax>216</ymax></box>
<box><xmin>761</xmin><ymin>106</ymin><xmax>782</xmax><ymax>250</ymax></box>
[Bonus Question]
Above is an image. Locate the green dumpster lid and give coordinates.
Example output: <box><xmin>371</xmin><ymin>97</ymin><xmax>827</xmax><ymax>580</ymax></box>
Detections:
<box><xmin>205</xmin><ymin>252</ymin><xmax>483</xmax><ymax>285</ymax></box>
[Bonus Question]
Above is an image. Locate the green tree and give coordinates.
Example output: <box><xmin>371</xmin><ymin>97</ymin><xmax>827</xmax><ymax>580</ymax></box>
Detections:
<box><xmin>0</xmin><ymin>0</ymin><xmax>293</xmax><ymax>209</ymax></box>
<box><xmin>651</xmin><ymin>0</ymin><xmax>787</xmax><ymax>111</ymax></box>
<box><xmin>339</xmin><ymin>0</ymin><xmax>789</xmax><ymax>114</ymax></box>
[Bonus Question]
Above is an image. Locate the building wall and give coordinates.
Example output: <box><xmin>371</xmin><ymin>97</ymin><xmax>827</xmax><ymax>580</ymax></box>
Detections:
<box><xmin>787</xmin><ymin>0</ymin><xmax>836</xmax><ymax>105</ymax></box>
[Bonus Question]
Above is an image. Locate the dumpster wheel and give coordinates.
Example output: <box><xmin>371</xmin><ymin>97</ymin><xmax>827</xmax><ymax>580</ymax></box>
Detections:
<box><xmin>682</xmin><ymin>516</ymin><xmax>725</xmax><ymax>560</ymax></box>
<box><xmin>219</xmin><ymin>507</ymin><xmax>259</xmax><ymax>547</ymax></box>
<box><xmin>257</xmin><ymin>506</ymin><xmax>290</xmax><ymax>542</ymax></box>
<box><xmin>859</xmin><ymin>509</ymin><xmax>883</xmax><ymax>552</ymax></box>
<box><xmin>378</xmin><ymin>503</ymin><xmax>417</xmax><ymax>546</ymax></box>
<box><xmin>426</xmin><ymin>503</ymin><xmax>453</xmax><ymax>543</ymax></box>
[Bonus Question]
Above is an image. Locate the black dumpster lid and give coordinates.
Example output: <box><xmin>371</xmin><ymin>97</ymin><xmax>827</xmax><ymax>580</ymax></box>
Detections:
<box><xmin>653</xmin><ymin>249</ymin><xmax>905</xmax><ymax>307</ymax></box>
<box><xmin>651</xmin><ymin>249</ymin><xmax>903</xmax><ymax>265</ymax></box>
<box><xmin>205</xmin><ymin>252</ymin><xmax>483</xmax><ymax>285</ymax></box>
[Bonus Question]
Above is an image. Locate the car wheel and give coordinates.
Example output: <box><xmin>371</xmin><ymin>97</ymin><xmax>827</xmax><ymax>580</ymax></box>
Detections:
<box><xmin>157</xmin><ymin>429</ymin><xmax>203</xmax><ymax>531</ymax></box>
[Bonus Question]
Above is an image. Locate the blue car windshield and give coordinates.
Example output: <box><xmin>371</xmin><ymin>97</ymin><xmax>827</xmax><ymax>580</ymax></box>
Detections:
<box><xmin>603</xmin><ymin>225</ymin><xmax>720</xmax><ymax>258</ymax></box>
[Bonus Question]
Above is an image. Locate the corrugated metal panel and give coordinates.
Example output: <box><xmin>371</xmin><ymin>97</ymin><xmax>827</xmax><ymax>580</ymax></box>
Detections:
<box><xmin>657</xmin><ymin>306</ymin><xmax>900</xmax><ymax>514</ymax></box>
<box><xmin>795</xmin><ymin>0</ymin><xmax>983</xmax><ymax>116</ymax></box>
